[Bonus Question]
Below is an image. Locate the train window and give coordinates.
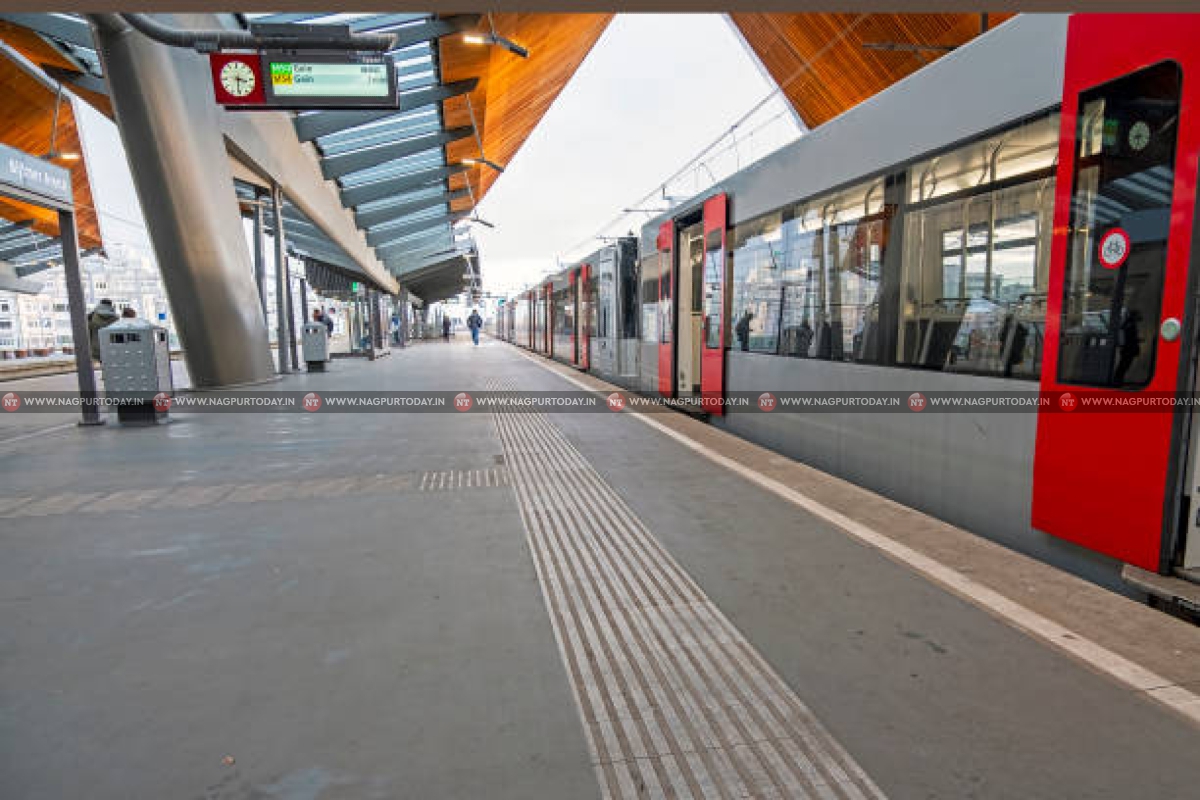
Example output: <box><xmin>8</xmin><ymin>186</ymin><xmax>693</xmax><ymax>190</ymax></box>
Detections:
<box><xmin>704</xmin><ymin>229</ymin><xmax>724</xmax><ymax>349</ymax></box>
<box><xmin>1057</xmin><ymin>61</ymin><xmax>1181</xmax><ymax>389</ymax></box>
<box><xmin>899</xmin><ymin>177</ymin><xmax>1054</xmax><ymax>378</ymax></box>
<box><xmin>830</xmin><ymin>215</ymin><xmax>888</xmax><ymax>363</ymax></box>
<box><xmin>658</xmin><ymin>250</ymin><xmax>673</xmax><ymax>344</ymax></box>
<box><xmin>910</xmin><ymin>112</ymin><xmax>1060</xmax><ymax>204</ymax></box>
<box><xmin>597</xmin><ymin>259</ymin><xmax>612</xmax><ymax>340</ymax></box>
<box><xmin>778</xmin><ymin>226</ymin><xmax>824</xmax><ymax>358</ymax></box>
<box><xmin>729</xmin><ymin>177</ymin><xmax>889</xmax><ymax>363</ymax></box>
<box><xmin>730</xmin><ymin>215</ymin><xmax>783</xmax><ymax>353</ymax></box>
<box><xmin>640</xmin><ymin>252</ymin><xmax>659</xmax><ymax>343</ymax></box>
<box><xmin>620</xmin><ymin>242</ymin><xmax>640</xmax><ymax>341</ymax></box>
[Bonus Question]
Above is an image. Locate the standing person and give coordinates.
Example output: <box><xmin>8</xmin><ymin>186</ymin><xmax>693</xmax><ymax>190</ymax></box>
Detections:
<box><xmin>467</xmin><ymin>309</ymin><xmax>483</xmax><ymax>346</ymax></box>
<box><xmin>87</xmin><ymin>298</ymin><xmax>120</xmax><ymax>362</ymax></box>
<box><xmin>442</xmin><ymin>315</ymin><xmax>451</xmax><ymax>341</ymax></box>
<box><xmin>735</xmin><ymin>309</ymin><xmax>753</xmax><ymax>351</ymax></box>
<box><xmin>322</xmin><ymin>307</ymin><xmax>335</xmax><ymax>336</ymax></box>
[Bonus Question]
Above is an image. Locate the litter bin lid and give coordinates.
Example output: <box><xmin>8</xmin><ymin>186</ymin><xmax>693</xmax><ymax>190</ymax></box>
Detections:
<box><xmin>103</xmin><ymin>318</ymin><xmax>159</xmax><ymax>331</ymax></box>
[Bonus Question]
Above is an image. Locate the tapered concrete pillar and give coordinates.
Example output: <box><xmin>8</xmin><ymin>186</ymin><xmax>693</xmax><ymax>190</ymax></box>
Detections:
<box><xmin>90</xmin><ymin>15</ymin><xmax>274</xmax><ymax>387</ymax></box>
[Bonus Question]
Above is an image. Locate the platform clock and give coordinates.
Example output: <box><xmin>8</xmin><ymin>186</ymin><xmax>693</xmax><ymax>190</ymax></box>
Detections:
<box><xmin>219</xmin><ymin>59</ymin><xmax>257</xmax><ymax>98</ymax></box>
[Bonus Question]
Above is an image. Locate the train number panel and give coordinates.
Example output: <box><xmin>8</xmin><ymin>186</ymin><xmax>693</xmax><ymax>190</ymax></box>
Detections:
<box><xmin>1032</xmin><ymin>14</ymin><xmax>1200</xmax><ymax>571</ymax></box>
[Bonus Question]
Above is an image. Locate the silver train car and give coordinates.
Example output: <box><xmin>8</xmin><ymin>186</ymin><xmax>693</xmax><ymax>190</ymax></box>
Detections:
<box><xmin>499</xmin><ymin>13</ymin><xmax>1200</xmax><ymax>593</ymax></box>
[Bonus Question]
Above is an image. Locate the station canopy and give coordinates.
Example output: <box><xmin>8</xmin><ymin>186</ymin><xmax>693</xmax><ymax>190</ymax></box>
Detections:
<box><xmin>0</xmin><ymin>12</ymin><xmax>1008</xmax><ymax>301</ymax></box>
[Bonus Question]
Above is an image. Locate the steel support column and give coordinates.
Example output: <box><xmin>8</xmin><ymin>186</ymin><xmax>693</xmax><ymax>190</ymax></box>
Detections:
<box><xmin>252</xmin><ymin>196</ymin><xmax>268</xmax><ymax>318</ymax></box>
<box><xmin>272</xmin><ymin>184</ymin><xmax>290</xmax><ymax>374</ymax></box>
<box><xmin>90</xmin><ymin>16</ymin><xmax>275</xmax><ymax>387</ymax></box>
<box><xmin>58</xmin><ymin>210</ymin><xmax>102</xmax><ymax>426</ymax></box>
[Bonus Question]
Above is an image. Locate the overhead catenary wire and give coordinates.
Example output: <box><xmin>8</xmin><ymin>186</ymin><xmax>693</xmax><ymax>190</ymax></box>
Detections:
<box><xmin>555</xmin><ymin>14</ymin><xmax>870</xmax><ymax>263</ymax></box>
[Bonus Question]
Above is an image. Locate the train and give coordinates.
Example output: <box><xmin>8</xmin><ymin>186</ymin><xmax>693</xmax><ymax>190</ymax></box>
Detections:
<box><xmin>493</xmin><ymin>14</ymin><xmax>1200</xmax><ymax>594</ymax></box>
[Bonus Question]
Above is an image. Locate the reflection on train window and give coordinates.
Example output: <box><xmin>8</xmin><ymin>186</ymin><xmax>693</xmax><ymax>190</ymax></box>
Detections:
<box><xmin>730</xmin><ymin>212</ymin><xmax>782</xmax><ymax>353</ymax></box>
<box><xmin>659</xmin><ymin>249</ymin><xmax>673</xmax><ymax>345</ymax></box>
<box><xmin>596</xmin><ymin>258</ymin><xmax>611</xmax><ymax>340</ymax></box>
<box><xmin>1057</xmin><ymin>61</ymin><xmax>1181</xmax><ymax>389</ymax></box>
<box><xmin>619</xmin><ymin>241</ymin><xmax>640</xmax><ymax>340</ymax></box>
<box><xmin>730</xmin><ymin>177</ymin><xmax>888</xmax><ymax>364</ymax></box>
<box><xmin>910</xmin><ymin>112</ymin><xmax>1060</xmax><ymax>203</ymax></box>
<box><xmin>900</xmin><ymin>177</ymin><xmax>1054</xmax><ymax>379</ymax></box>
<box><xmin>582</xmin><ymin>268</ymin><xmax>597</xmax><ymax>341</ymax></box>
<box><xmin>640</xmin><ymin>253</ymin><xmax>658</xmax><ymax>344</ymax></box>
<box><xmin>704</xmin><ymin>229</ymin><xmax>724</xmax><ymax>349</ymax></box>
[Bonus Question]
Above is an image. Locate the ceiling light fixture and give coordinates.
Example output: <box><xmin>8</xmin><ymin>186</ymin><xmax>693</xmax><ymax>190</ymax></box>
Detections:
<box><xmin>460</xmin><ymin>157</ymin><xmax>505</xmax><ymax>174</ymax></box>
<box><xmin>461</xmin><ymin>13</ymin><xmax>529</xmax><ymax>59</ymax></box>
<box><xmin>42</xmin><ymin>84</ymin><xmax>81</xmax><ymax>163</ymax></box>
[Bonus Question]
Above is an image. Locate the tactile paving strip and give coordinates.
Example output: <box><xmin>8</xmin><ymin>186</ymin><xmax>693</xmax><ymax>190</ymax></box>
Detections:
<box><xmin>488</xmin><ymin>379</ymin><xmax>887</xmax><ymax>800</ymax></box>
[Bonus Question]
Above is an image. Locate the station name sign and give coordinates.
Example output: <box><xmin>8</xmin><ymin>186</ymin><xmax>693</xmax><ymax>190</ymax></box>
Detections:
<box><xmin>209</xmin><ymin>52</ymin><xmax>399</xmax><ymax>111</ymax></box>
<box><xmin>0</xmin><ymin>143</ymin><xmax>72</xmax><ymax>208</ymax></box>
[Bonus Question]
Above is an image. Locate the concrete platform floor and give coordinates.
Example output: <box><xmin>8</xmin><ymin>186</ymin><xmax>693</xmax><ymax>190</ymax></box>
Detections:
<box><xmin>1</xmin><ymin>338</ymin><xmax>1199</xmax><ymax>799</ymax></box>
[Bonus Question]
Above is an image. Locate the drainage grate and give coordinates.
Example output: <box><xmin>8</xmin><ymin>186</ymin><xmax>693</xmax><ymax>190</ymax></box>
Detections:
<box><xmin>418</xmin><ymin>468</ymin><xmax>511</xmax><ymax>492</ymax></box>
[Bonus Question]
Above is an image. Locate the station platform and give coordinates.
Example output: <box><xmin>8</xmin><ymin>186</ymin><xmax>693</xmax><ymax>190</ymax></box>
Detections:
<box><xmin>2</xmin><ymin>337</ymin><xmax>1200</xmax><ymax>800</ymax></box>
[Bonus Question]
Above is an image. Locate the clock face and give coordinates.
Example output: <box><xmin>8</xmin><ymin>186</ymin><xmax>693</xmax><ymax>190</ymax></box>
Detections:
<box><xmin>1128</xmin><ymin>120</ymin><xmax>1151</xmax><ymax>152</ymax></box>
<box><xmin>220</xmin><ymin>60</ymin><xmax>256</xmax><ymax>98</ymax></box>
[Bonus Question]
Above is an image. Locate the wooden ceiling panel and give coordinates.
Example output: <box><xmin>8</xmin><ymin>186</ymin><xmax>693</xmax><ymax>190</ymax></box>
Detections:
<box><xmin>0</xmin><ymin>21</ymin><xmax>112</xmax><ymax>117</ymax></box>
<box><xmin>440</xmin><ymin>13</ymin><xmax>612</xmax><ymax>213</ymax></box>
<box><xmin>730</xmin><ymin>13</ymin><xmax>1016</xmax><ymax>129</ymax></box>
<box><xmin>0</xmin><ymin>53</ymin><xmax>102</xmax><ymax>249</ymax></box>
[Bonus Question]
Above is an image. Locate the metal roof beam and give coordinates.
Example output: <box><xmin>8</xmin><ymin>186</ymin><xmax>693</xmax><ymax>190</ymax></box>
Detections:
<box><xmin>0</xmin><ymin>13</ymin><xmax>96</xmax><ymax>49</ymax></box>
<box><xmin>341</xmin><ymin>163</ymin><xmax>467</xmax><ymax>208</ymax></box>
<box><xmin>322</xmin><ymin>126</ymin><xmax>472</xmax><ymax>180</ymax></box>
<box><xmin>42</xmin><ymin>65</ymin><xmax>108</xmax><ymax>95</ymax></box>
<box><xmin>374</xmin><ymin>231</ymin><xmax>456</xmax><ymax>260</ymax></box>
<box><xmin>386</xmin><ymin>15</ymin><xmax>478</xmax><ymax>51</ymax></box>
<box><xmin>0</xmin><ymin>238</ymin><xmax>52</xmax><ymax>259</ymax></box>
<box><xmin>348</xmin><ymin>14</ymin><xmax>428</xmax><ymax>33</ymax></box>
<box><xmin>337</xmin><ymin>152</ymin><xmax>443</xmax><ymax>189</ymax></box>
<box><xmin>366</xmin><ymin>212</ymin><xmax>467</xmax><ymax>248</ymax></box>
<box><xmin>393</xmin><ymin>256</ymin><xmax>464</xmax><ymax>283</ymax></box>
<box><xmin>388</xmin><ymin>247</ymin><xmax>471</xmax><ymax>276</ymax></box>
<box><xmin>318</xmin><ymin>118</ymin><xmax>441</xmax><ymax>156</ymax></box>
<box><xmin>294</xmin><ymin>78</ymin><xmax>478</xmax><ymax>141</ymax></box>
<box><xmin>247</xmin><ymin>13</ymin><xmax>328</xmax><ymax>25</ymax></box>
<box><xmin>382</xmin><ymin>239</ymin><xmax>470</xmax><ymax>268</ymax></box>
<box><xmin>355</xmin><ymin>188</ymin><xmax>467</xmax><ymax>229</ymax></box>
<box><xmin>0</xmin><ymin>221</ymin><xmax>34</xmax><ymax>238</ymax></box>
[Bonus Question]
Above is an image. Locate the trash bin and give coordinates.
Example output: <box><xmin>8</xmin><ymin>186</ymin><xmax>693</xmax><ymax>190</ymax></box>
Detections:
<box><xmin>98</xmin><ymin>318</ymin><xmax>173</xmax><ymax>425</ymax></box>
<box><xmin>302</xmin><ymin>322</ymin><xmax>329</xmax><ymax>372</ymax></box>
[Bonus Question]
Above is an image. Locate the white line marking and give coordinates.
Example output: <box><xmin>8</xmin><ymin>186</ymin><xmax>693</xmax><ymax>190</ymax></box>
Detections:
<box><xmin>0</xmin><ymin>421</ymin><xmax>75</xmax><ymax>448</ymax></box>
<box><xmin>515</xmin><ymin>347</ymin><xmax>1200</xmax><ymax>729</ymax></box>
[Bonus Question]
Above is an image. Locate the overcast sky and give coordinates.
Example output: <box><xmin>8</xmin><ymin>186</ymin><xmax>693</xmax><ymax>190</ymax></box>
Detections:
<box><xmin>472</xmin><ymin>13</ymin><xmax>795</xmax><ymax>295</ymax></box>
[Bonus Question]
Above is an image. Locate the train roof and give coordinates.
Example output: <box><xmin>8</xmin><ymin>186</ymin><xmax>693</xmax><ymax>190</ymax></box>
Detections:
<box><xmin>640</xmin><ymin>13</ymin><xmax>1069</xmax><ymax>250</ymax></box>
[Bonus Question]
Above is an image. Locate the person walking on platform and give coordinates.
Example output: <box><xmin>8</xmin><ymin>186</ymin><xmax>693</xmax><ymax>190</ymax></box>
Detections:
<box><xmin>442</xmin><ymin>315</ymin><xmax>452</xmax><ymax>341</ymax></box>
<box><xmin>467</xmin><ymin>309</ymin><xmax>483</xmax><ymax>346</ymax></box>
<box><xmin>87</xmin><ymin>298</ymin><xmax>120</xmax><ymax>362</ymax></box>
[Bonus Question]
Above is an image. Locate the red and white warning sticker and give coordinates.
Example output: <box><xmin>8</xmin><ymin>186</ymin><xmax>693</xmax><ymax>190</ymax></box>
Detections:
<box><xmin>1098</xmin><ymin>228</ymin><xmax>1131</xmax><ymax>270</ymax></box>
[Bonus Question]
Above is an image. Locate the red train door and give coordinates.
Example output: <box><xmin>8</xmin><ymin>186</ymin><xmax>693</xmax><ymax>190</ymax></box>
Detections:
<box><xmin>701</xmin><ymin>194</ymin><xmax>729</xmax><ymax>415</ymax></box>
<box><xmin>658</xmin><ymin>221</ymin><xmax>674</xmax><ymax>397</ymax></box>
<box><xmin>580</xmin><ymin>264</ymin><xmax>591</xmax><ymax>371</ymax></box>
<box><xmin>1032</xmin><ymin>14</ymin><xmax>1200</xmax><ymax>572</ymax></box>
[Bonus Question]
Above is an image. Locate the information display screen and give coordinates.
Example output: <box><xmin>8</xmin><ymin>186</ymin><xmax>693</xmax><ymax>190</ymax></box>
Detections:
<box><xmin>267</xmin><ymin>60</ymin><xmax>392</xmax><ymax>99</ymax></box>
